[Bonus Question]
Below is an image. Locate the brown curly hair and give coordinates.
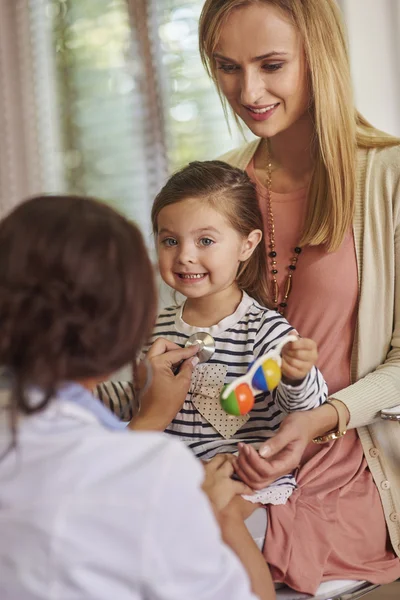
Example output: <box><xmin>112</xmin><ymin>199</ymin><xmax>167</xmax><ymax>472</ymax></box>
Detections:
<box><xmin>0</xmin><ymin>195</ymin><xmax>156</xmax><ymax>425</ymax></box>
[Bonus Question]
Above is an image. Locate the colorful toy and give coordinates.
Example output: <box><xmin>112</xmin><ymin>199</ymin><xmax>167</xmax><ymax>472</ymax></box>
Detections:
<box><xmin>220</xmin><ymin>334</ymin><xmax>298</xmax><ymax>416</ymax></box>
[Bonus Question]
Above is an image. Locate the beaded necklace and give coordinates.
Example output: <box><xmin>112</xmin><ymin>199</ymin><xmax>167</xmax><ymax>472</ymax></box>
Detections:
<box><xmin>265</xmin><ymin>156</ymin><xmax>302</xmax><ymax>316</ymax></box>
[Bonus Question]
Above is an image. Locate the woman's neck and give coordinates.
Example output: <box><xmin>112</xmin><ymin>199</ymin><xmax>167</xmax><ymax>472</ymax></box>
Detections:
<box><xmin>182</xmin><ymin>284</ymin><xmax>243</xmax><ymax>328</ymax></box>
<box><xmin>254</xmin><ymin>112</ymin><xmax>315</xmax><ymax>193</ymax></box>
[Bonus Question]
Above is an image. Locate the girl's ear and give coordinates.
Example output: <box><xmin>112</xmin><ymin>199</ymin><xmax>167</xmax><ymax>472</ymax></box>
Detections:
<box><xmin>239</xmin><ymin>229</ymin><xmax>263</xmax><ymax>262</ymax></box>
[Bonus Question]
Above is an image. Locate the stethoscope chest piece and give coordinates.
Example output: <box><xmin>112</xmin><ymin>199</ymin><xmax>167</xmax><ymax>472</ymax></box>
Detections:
<box><xmin>185</xmin><ymin>332</ymin><xmax>215</xmax><ymax>363</ymax></box>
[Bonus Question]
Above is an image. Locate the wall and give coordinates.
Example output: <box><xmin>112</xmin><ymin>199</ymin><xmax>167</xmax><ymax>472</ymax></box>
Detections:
<box><xmin>340</xmin><ymin>0</ymin><xmax>400</xmax><ymax>136</ymax></box>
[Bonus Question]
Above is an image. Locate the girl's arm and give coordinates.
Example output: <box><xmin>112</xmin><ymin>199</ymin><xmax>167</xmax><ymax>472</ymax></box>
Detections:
<box><xmin>95</xmin><ymin>381</ymin><xmax>136</xmax><ymax>420</ymax></box>
<box><xmin>274</xmin><ymin>365</ymin><xmax>327</xmax><ymax>413</ymax></box>
<box><xmin>219</xmin><ymin>507</ymin><xmax>275</xmax><ymax>600</ymax></box>
<box><xmin>254</xmin><ymin>315</ymin><xmax>327</xmax><ymax>412</ymax></box>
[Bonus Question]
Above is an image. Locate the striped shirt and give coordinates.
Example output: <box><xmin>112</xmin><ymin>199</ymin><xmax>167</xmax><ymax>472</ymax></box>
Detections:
<box><xmin>97</xmin><ymin>293</ymin><xmax>327</xmax><ymax>469</ymax></box>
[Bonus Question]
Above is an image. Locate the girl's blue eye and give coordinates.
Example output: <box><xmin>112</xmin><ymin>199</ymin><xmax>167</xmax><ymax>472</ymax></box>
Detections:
<box><xmin>200</xmin><ymin>238</ymin><xmax>214</xmax><ymax>247</ymax></box>
<box><xmin>161</xmin><ymin>238</ymin><xmax>177</xmax><ymax>247</ymax></box>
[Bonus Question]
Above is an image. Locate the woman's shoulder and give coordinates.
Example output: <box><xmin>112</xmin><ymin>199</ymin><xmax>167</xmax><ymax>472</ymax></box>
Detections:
<box><xmin>362</xmin><ymin>143</ymin><xmax>400</xmax><ymax>174</ymax></box>
<box><xmin>217</xmin><ymin>139</ymin><xmax>261</xmax><ymax>170</ymax></box>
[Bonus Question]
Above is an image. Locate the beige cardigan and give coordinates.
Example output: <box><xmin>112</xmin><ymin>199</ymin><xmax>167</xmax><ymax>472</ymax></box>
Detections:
<box><xmin>220</xmin><ymin>139</ymin><xmax>400</xmax><ymax>557</ymax></box>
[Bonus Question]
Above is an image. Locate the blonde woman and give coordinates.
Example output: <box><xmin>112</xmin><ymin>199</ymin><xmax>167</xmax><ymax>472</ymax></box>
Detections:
<box><xmin>197</xmin><ymin>0</ymin><xmax>400</xmax><ymax>594</ymax></box>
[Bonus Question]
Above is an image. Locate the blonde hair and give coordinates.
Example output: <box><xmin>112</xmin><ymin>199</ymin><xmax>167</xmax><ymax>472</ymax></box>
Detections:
<box><xmin>199</xmin><ymin>0</ymin><xmax>400</xmax><ymax>251</ymax></box>
<box><xmin>152</xmin><ymin>160</ymin><xmax>272</xmax><ymax>307</ymax></box>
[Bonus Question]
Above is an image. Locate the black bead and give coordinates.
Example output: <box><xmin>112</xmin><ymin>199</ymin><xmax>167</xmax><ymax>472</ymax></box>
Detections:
<box><xmin>279</xmin><ymin>302</ymin><xmax>287</xmax><ymax>308</ymax></box>
<box><xmin>289</xmin><ymin>265</ymin><xmax>296</xmax><ymax>270</ymax></box>
<box><xmin>294</xmin><ymin>247</ymin><xmax>302</xmax><ymax>254</ymax></box>
<box><xmin>269</xmin><ymin>251</ymin><xmax>277</xmax><ymax>258</ymax></box>
<box><xmin>272</xmin><ymin>269</ymin><xmax>278</xmax><ymax>274</ymax></box>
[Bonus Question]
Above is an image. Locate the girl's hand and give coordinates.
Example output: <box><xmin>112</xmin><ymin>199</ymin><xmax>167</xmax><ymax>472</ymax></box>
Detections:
<box><xmin>202</xmin><ymin>454</ymin><xmax>253</xmax><ymax>512</ymax></box>
<box><xmin>281</xmin><ymin>337</ymin><xmax>318</xmax><ymax>384</ymax></box>
<box><xmin>233</xmin><ymin>412</ymin><xmax>312</xmax><ymax>489</ymax></box>
<box><xmin>129</xmin><ymin>337</ymin><xmax>199</xmax><ymax>431</ymax></box>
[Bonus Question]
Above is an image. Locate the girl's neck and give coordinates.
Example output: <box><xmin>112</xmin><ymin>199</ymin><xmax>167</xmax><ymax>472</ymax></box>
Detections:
<box><xmin>182</xmin><ymin>284</ymin><xmax>243</xmax><ymax>328</ymax></box>
<box><xmin>254</xmin><ymin>112</ymin><xmax>315</xmax><ymax>192</ymax></box>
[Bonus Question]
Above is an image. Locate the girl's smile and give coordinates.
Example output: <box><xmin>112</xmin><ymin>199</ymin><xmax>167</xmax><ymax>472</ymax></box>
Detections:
<box><xmin>176</xmin><ymin>272</ymin><xmax>208</xmax><ymax>282</ymax></box>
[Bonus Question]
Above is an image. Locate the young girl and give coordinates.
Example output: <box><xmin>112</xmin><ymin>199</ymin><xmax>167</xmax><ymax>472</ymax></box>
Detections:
<box><xmin>99</xmin><ymin>160</ymin><xmax>327</xmax><ymax>505</ymax></box>
<box><xmin>0</xmin><ymin>194</ymin><xmax>274</xmax><ymax>600</ymax></box>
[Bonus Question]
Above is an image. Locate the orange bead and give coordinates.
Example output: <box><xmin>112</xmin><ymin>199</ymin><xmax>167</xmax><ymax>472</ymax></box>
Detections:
<box><xmin>235</xmin><ymin>382</ymin><xmax>255</xmax><ymax>415</ymax></box>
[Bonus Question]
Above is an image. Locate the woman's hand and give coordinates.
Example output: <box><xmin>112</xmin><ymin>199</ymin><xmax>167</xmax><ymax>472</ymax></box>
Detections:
<box><xmin>234</xmin><ymin>400</ymin><xmax>344</xmax><ymax>489</ymax></box>
<box><xmin>202</xmin><ymin>454</ymin><xmax>253</xmax><ymax>512</ymax></box>
<box><xmin>281</xmin><ymin>337</ymin><xmax>318</xmax><ymax>384</ymax></box>
<box><xmin>234</xmin><ymin>412</ymin><xmax>313</xmax><ymax>489</ymax></box>
<box><xmin>129</xmin><ymin>338</ymin><xmax>199</xmax><ymax>431</ymax></box>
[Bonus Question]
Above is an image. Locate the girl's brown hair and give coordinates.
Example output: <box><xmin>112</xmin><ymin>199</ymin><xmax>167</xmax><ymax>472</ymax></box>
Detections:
<box><xmin>199</xmin><ymin>0</ymin><xmax>400</xmax><ymax>251</ymax></box>
<box><xmin>0</xmin><ymin>195</ymin><xmax>156</xmax><ymax>425</ymax></box>
<box><xmin>151</xmin><ymin>160</ymin><xmax>271</xmax><ymax>307</ymax></box>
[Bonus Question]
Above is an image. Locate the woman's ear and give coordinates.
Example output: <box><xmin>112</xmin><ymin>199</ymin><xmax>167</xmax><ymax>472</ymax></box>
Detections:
<box><xmin>239</xmin><ymin>229</ymin><xmax>263</xmax><ymax>261</ymax></box>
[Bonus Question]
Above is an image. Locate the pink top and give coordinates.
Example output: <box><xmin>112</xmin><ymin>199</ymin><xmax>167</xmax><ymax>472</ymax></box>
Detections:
<box><xmin>246</xmin><ymin>160</ymin><xmax>400</xmax><ymax>594</ymax></box>
<box><xmin>248</xmin><ymin>159</ymin><xmax>358</xmax><ymax>395</ymax></box>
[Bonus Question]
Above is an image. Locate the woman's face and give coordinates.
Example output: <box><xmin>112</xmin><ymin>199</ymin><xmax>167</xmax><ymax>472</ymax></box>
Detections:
<box><xmin>214</xmin><ymin>2</ymin><xmax>310</xmax><ymax>139</ymax></box>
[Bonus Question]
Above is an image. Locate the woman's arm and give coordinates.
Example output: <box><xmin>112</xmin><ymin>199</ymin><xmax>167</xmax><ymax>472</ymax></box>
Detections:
<box><xmin>330</xmin><ymin>343</ymin><xmax>400</xmax><ymax>429</ymax></box>
<box><xmin>330</xmin><ymin>156</ymin><xmax>400</xmax><ymax>428</ymax></box>
<box><xmin>234</xmin><ymin>402</ymin><xmax>349</xmax><ymax>489</ymax></box>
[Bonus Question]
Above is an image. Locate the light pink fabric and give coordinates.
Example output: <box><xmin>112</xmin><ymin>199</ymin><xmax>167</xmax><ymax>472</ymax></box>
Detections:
<box><xmin>247</xmin><ymin>160</ymin><xmax>400</xmax><ymax>594</ymax></box>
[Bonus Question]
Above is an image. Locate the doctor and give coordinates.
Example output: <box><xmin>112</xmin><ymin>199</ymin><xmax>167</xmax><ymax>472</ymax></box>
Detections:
<box><xmin>0</xmin><ymin>194</ymin><xmax>274</xmax><ymax>600</ymax></box>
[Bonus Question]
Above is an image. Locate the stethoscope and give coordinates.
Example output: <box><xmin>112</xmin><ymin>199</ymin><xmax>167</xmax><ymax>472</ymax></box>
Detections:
<box><xmin>184</xmin><ymin>332</ymin><xmax>216</xmax><ymax>362</ymax></box>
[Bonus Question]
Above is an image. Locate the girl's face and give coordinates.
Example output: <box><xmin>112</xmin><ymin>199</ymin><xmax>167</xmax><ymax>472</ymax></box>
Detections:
<box><xmin>214</xmin><ymin>3</ymin><xmax>310</xmax><ymax>140</ymax></box>
<box><xmin>156</xmin><ymin>198</ymin><xmax>260</xmax><ymax>301</ymax></box>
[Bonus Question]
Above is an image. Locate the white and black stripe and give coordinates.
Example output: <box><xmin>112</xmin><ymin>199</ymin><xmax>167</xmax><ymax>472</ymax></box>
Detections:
<box><xmin>96</xmin><ymin>294</ymin><xmax>327</xmax><ymax>468</ymax></box>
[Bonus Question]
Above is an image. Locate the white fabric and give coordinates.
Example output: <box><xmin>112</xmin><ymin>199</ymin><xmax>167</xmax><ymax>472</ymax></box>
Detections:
<box><xmin>0</xmin><ymin>399</ymin><xmax>258</xmax><ymax>600</ymax></box>
<box><xmin>245</xmin><ymin>507</ymin><xmax>268</xmax><ymax>551</ymax></box>
<box><xmin>242</xmin><ymin>484</ymin><xmax>294</xmax><ymax>505</ymax></box>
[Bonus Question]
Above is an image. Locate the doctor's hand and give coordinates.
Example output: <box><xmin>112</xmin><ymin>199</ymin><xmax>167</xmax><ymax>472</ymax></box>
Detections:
<box><xmin>129</xmin><ymin>337</ymin><xmax>199</xmax><ymax>432</ymax></box>
<box><xmin>202</xmin><ymin>454</ymin><xmax>253</xmax><ymax>513</ymax></box>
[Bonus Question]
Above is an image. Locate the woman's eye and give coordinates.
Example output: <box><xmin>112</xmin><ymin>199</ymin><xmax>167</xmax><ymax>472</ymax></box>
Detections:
<box><xmin>216</xmin><ymin>63</ymin><xmax>239</xmax><ymax>74</ymax></box>
<box><xmin>200</xmin><ymin>238</ymin><xmax>214</xmax><ymax>247</ymax></box>
<box><xmin>161</xmin><ymin>238</ymin><xmax>177</xmax><ymax>247</ymax></box>
<box><xmin>263</xmin><ymin>63</ymin><xmax>284</xmax><ymax>72</ymax></box>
